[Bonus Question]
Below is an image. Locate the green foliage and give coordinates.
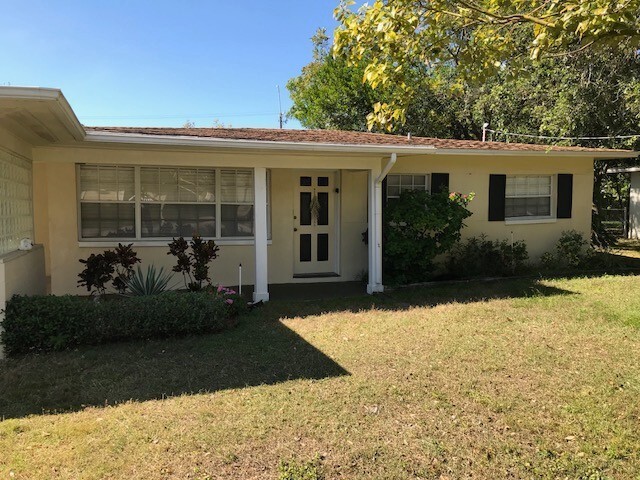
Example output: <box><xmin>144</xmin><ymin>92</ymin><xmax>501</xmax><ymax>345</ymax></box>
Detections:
<box><xmin>78</xmin><ymin>243</ymin><xmax>141</xmax><ymax>295</ymax></box>
<box><xmin>447</xmin><ymin>235</ymin><xmax>530</xmax><ymax>278</ymax></box>
<box><xmin>125</xmin><ymin>265</ymin><xmax>176</xmax><ymax>296</ymax></box>
<box><xmin>333</xmin><ymin>0</ymin><xmax>640</xmax><ymax>130</ymax></box>
<box><xmin>278</xmin><ymin>456</ymin><xmax>323</xmax><ymax>480</ymax></box>
<box><xmin>541</xmin><ymin>230</ymin><xmax>591</xmax><ymax>270</ymax></box>
<box><xmin>168</xmin><ymin>236</ymin><xmax>220</xmax><ymax>291</ymax></box>
<box><xmin>287</xmin><ymin>29</ymin><xmax>376</xmax><ymax>131</ymax></box>
<box><xmin>384</xmin><ymin>190</ymin><xmax>474</xmax><ymax>284</ymax></box>
<box><xmin>1</xmin><ymin>292</ymin><xmax>245</xmax><ymax>356</ymax></box>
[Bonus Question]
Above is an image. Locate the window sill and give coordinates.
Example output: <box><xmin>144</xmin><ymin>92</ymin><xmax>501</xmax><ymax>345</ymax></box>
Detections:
<box><xmin>504</xmin><ymin>217</ymin><xmax>557</xmax><ymax>225</ymax></box>
<box><xmin>78</xmin><ymin>239</ymin><xmax>273</xmax><ymax>248</ymax></box>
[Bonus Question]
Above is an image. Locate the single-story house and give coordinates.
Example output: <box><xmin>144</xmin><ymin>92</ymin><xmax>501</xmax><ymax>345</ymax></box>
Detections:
<box><xmin>0</xmin><ymin>86</ymin><xmax>637</xmax><ymax>316</ymax></box>
<box><xmin>606</xmin><ymin>166</ymin><xmax>640</xmax><ymax>239</ymax></box>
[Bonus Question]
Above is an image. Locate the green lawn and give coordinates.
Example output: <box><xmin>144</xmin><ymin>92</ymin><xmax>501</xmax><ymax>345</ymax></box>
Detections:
<box><xmin>2</xmin><ymin>273</ymin><xmax>640</xmax><ymax>479</ymax></box>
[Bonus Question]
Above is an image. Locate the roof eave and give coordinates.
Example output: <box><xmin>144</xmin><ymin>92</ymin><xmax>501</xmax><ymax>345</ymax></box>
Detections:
<box><xmin>0</xmin><ymin>86</ymin><xmax>86</xmax><ymax>142</ymax></box>
<box><xmin>84</xmin><ymin>131</ymin><xmax>636</xmax><ymax>157</ymax></box>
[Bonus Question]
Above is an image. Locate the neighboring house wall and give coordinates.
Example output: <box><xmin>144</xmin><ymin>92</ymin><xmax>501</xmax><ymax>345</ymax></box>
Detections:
<box><xmin>389</xmin><ymin>154</ymin><xmax>593</xmax><ymax>258</ymax></box>
<box><xmin>0</xmin><ymin>127</ymin><xmax>46</xmax><ymax>359</ymax></box>
<box><xmin>630</xmin><ymin>171</ymin><xmax>640</xmax><ymax>240</ymax></box>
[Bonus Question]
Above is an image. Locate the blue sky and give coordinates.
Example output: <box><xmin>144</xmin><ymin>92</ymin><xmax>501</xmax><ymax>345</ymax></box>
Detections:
<box><xmin>0</xmin><ymin>1</ymin><xmax>340</xmax><ymax>128</ymax></box>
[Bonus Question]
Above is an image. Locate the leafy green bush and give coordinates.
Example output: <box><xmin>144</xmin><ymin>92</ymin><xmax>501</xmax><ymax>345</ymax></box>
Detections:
<box><xmin>125</xmin><ymin>265</ymin><xmax>176</xmax><ymax>296</ymax></box>
<box><xmin>446</xmin><ymin>235</ymin><xmax>530</xmax><ymax>278</ymax></box>
<box><xmin>1</xmin><ymin>292</ymin><xmax>246</xmax><ymax>356</ymax></box>
<box><xmin>384</xmin><ymin>190</ymin><xmax>474</xmax><ymax>284</ymax></box>
<box><xmin>541</xmin><ymin>230</ymin><xmax>590</xmax><ymax>270</ymax></box>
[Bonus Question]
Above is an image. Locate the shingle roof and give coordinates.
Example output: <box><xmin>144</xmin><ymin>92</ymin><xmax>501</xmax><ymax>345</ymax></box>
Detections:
<box><xmin>86</xmin><ymin>126</ymin><xmax>634</xmax><ymax>154</ymax></box>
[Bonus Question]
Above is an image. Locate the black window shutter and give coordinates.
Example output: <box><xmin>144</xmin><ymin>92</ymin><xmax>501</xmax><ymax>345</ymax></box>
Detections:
<box><xmin>431</xmin><ymin>173</ymin><xmax>449</xmax><ymax>194</ymax></box>
<box><xmin>488</xmin><ymin>174</ymin><xmax>506</xmax><ymax>221</ymax></box>
<box><xmin>557</xmin><ymin>174</ymin><xmax>573</xmax><ymax>218</ymax></box>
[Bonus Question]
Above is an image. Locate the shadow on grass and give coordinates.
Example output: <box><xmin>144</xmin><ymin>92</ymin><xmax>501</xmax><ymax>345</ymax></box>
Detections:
<box><xmin>0</xmin><ymin>276</ymin><xmax>577</xmax><ymax>420</ymax></box>
<box><xmin>260</xmin><ymin>276</ymin><xmax>577</xmax><ymax>321</ymax></box>
<box><xmin>0</xmin><ymin>319</ymin><xmax>349</xmax><ymax>420</ymax></box>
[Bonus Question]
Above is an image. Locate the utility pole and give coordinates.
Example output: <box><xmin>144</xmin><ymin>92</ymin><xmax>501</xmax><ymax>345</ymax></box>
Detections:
<box><xmin>277</xmin><ymin>85</ymin><xmax>284</xmax><ymax>129</ymax></box>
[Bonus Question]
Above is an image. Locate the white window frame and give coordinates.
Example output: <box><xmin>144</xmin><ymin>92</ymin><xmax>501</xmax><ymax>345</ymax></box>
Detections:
<box><xmin>504</xmin><ymin>174</ymin><xmax>556</xmax><ymax>224</ymax></box>
<box><xmin>77</xmin><ymin>164</ymin><xmax>271</xmax><ymax>244</ymax></box>
<box><xmin>385</xmin><ymin>173</ymin><xmax>431</xmax><ymax>200</ymax></box>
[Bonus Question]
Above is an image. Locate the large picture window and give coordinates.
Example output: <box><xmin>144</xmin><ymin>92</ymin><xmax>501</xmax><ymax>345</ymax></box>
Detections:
<box><xmin>78</xmin><ymin>165</ymin><xmax>267</xmax><ymax>241</ymax></box>
<box><xmin>140</xmin><ymin>167</ymin><xmax>216</xmax><ymax>238</ymax></box>
<box><xmin>505</xmin><ymin>175</ymin><xmax>552</xmax><ymax>218</ymax></box>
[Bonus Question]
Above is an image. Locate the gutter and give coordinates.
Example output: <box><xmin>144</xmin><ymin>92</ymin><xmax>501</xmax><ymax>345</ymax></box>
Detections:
<box><xmin>83</xmin><ymin>132</ymin><xmax>637</xmax><ymax>158</ymax></box>
<box><xmin>376</xmin><ymin>152</ymin><xmax>397</xmax><ymax>183</ymax></box>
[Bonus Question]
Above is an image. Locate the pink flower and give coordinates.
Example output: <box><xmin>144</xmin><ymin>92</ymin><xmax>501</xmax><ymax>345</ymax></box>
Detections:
<box><xmin>217</xmin><ymin>285</ymin><xmax>224</xmax><ymax>293</ymax></box>
<box><xmin>225</xmin><ymin>298</ymin><xmax>234</xmax><ymax>305</ymax></box>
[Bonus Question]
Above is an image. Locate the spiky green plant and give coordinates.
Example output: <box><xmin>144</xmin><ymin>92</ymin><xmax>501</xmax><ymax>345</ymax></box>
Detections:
<box><xmin>124</xmin><ymin>265</ymin><xmax>176</xmax><ymax>296</ymax></box>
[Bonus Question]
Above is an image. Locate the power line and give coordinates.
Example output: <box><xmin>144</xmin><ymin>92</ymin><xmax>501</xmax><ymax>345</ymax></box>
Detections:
<box><xmin>484</xmin><ymin>127</ymin><xmax>640</xmax><ymax>142</ymax></box>
<box><xmin>78</xmin><ymin>112</ymin><xmax>277</xmax><ymax>120</ymax></box>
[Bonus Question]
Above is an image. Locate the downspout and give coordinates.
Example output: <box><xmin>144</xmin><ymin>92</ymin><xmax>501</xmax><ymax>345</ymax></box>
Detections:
<box><xmin>377</xmin><ymin>152</ymin><xmax>397</xmax><ymax>184</ymax></box>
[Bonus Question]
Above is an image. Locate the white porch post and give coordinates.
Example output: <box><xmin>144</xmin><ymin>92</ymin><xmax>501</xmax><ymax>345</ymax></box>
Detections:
<box><xmin>253</xmin><ymin>167</ymin><xmax>269</xmax><ymax>302</ymax></box>
<box><xmin>367</xmin><ymin>168</ymin><xmax>384</xmax><ymax>294</ymax></box>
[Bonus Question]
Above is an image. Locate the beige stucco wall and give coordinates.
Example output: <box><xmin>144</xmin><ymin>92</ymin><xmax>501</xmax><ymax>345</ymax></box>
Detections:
<box><xmin>0</xmin><ymin>246</ymin><xmax>47</xmax><ymax>358</ymax></box>
<box><xmin>32</xmin><ymin>144</ymin><xmax>594</xmax><ymax>296</ymax></box>
<box><xmin>389</xmin><ymin>154</ymin><xmax>594</xmax><ymax>258</ymax></box>
<box><xmin>0</xmin><ymin>127</ymin><xmax>46</xmax><ymax>358</ymax></box>
<box><xmin>32</xmin><ymin>146</ymin><xmax>372</xmax><ymax>295</ymax></box>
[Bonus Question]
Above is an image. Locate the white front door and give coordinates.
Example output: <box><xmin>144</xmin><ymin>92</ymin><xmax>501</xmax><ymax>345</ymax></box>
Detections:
<box><xmin>293</xmin><ymin>171</ymin><xmax>337</xmax><ymax>276</ymax></box>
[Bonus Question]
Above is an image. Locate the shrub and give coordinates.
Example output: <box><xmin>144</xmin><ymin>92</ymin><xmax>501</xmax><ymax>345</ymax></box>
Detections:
<box><xmin>2</xmin><ymin>295</ymin><xmax>99</xmax><ymax>353</ymax></box>
<box><xmin>78</xmin><ymin>243</ymin><xmax>141</xmax><ymax>295</ymax></box>
<box><xmin>125</xmin><ymin>265</ymin><xmax>176</xmax><ymax>296</ymax></box>
<box><xmin>384</xmin><ymin>190</ymin><xmax>474</xmax><ymax>284</ymax></box>
<box><xmin>541</xmin><ymin>230</ymin><xmax>590</xmax><ymax>270</ymax></box>
<box><xmin>1</xmin><ymin>292</ymin><xmax>246</xmax><ymax>356</ymax></box>
<box><xmin>168</xmin><ymin>236</ymin><xmax>220</xmax><ymax>291</ymax></box>
<box><xmin>446</xmin><ymin>235</ymin><xmax>530</xmax><ymax>278</ymax></box>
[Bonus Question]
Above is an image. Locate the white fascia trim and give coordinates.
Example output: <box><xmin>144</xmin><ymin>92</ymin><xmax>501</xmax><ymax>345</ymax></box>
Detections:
<box><xmin>0</xmin><ymin>86</ymin><xmax>64</xmax><ymax>100</ymax></box>
<box><xmin>84</xmin><ymin>132</ymin><xmax>637</xmax><ymax>158</ymax></box>
<box><xmin>85</xmin><ymin>132</ymin><xmax>437</xmax><ymax>154</ymax></box>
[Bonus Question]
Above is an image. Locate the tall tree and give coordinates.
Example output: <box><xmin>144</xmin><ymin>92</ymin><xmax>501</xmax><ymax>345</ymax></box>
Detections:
<box><xmin>333</xmin><ymin>0</ymin><xmax>640</xmax><ymax>130</ymax></box>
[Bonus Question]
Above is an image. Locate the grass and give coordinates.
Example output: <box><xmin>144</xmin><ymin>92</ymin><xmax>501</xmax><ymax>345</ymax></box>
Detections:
<box><xmin>2</xmin><ymin>269</ymin><xmax>640</xmax><ymax>477</ymax></box>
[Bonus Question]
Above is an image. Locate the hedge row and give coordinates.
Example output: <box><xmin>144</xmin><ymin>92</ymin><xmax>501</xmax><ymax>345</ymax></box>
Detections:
<box><xmin>1</xmin><ymin>292</ymin><xmax>244</xmax><ymax>356</ymax></box>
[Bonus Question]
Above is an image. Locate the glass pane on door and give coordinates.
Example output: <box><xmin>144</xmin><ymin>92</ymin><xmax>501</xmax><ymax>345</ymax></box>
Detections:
<box><xmin>300</xmin><ymin>192</ymin><xmax>311</xmax><ymax>225</ymax></box>
<box><xmin>318</xmin><ymin>192</ymin><xmax>329</xmax><ymax>225</ymax></box>
<box><xmin>300</xmin><ymin>234</ymin><xmax>311</xmax><ymax>262</ymax></box>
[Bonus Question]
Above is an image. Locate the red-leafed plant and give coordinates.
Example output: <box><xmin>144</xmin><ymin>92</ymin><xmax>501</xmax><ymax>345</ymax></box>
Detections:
<box><xmin>167</xmin><ymin>236</ymin><xmax>220</xmax><ymax>291</ymax></box>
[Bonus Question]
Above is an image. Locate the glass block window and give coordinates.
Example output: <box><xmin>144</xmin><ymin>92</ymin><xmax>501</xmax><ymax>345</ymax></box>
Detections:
<box><xmin>0</xmin><ymin>149</ymin><xmax>33</xmax><ymax>255</ymax></box>
<box><xmin>78</xmin><ymin>165</ymin><xmax>267</xmax><ymax>241</ymax></box>
<box><xmin>386</xmin><ymin>174</ymin><xmax>430</xmax><ymax>199</ymax></box>
<box><xmin>505</xmin><ymin>175</ymin><xmax>552</xmax><ymax>218</ymax></box>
